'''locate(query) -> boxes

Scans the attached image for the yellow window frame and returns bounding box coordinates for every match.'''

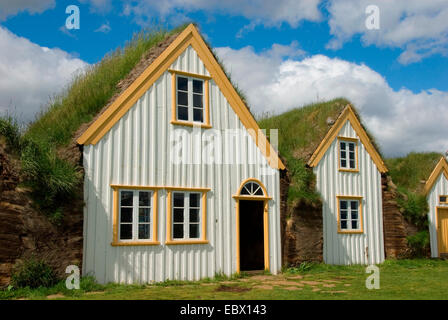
[166,187,210,245]
[111,185,161,246]
[337,195,364,234]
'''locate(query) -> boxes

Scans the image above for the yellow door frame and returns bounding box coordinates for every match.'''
[436,206,448,256]
[233,178,272,273]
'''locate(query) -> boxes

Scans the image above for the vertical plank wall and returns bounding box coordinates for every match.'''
[313,121,385,265]
[427,173,448,257]
[82,45,282,284]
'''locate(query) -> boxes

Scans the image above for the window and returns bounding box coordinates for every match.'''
[440,196,448,204]
[119,190,153,241]
[240,181,265,196]
[111,186,159,246]
[172,192,201,240]
[170,70,211,128]
[338,138,358,171]
[337,197,363,233]
[166,187,210,245]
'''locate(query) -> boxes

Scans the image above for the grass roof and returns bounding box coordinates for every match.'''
[25,24,189,148]
[258,98,350,205]
[386,152,443,195]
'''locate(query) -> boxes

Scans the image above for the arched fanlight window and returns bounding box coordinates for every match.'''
[240,181,265,196]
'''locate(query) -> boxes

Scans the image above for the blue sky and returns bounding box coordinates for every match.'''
[0,0,447,156]
[3,0,447,92]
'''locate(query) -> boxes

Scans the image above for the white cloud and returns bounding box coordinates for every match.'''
[0,0,55,20]
[95,22,111,33]
[79,0,112,13]
[120,0,322,28]
[327,0,448,64]
[0,27,88,122]
[215,44,448,156]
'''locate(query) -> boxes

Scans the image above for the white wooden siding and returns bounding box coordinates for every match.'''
[82,45,282,284]
[313,121,385,265]
[427,173,448,257]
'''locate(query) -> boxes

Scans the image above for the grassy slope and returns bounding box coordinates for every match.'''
[258,98,348,205]
[26,25,188,148]
[2,259,448,300]
[386,152,443,195]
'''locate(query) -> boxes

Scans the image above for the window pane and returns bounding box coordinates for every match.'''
[120,207,133,223]
[340,142,346,150]
[341,160,347,168]
[241,186,250,195]
[254,186,264,196]
[340,200,347,210]
[173,193,184,207]
[351,201,358,210]
[120,191,133,206]
[139,208,150,223]
[350,160,356,169]
[173,208,184,223]
[139,191,150,207]
[340,220,347,230]
[341,151,346,159]
[351,212,358,220]
[340,210,347,220]
[177,106,188,121]
[349,143,355,152]
[177,91,188,106]
[349,151,355,160]
[193,108,203,122]
[189,224,200,239]
[190,209,200,223]
[190,193,200,208]
[440,196,447,203]
[177,76,188,91]
[193,80,203,94]
[173,224,184,239]
[193,94,203,108]
[138,224,150,240]
[352,221,358,230]
[120,224,132,240]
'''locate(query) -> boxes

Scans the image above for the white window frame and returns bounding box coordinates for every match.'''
[338,197,363,233]
[119,189,153,242]
[172,191,202,240]
[176,75,205,124]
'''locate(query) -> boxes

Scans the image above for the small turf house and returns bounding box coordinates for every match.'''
[76,24,285,284]
[307,105,388,265]
[424,156,448,258]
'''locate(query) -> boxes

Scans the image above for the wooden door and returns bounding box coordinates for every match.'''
[437,208,448,256]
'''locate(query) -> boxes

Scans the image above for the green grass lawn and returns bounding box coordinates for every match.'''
[2,259,448,300]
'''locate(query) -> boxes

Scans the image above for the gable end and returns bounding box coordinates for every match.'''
[307,105,387,173]
[76,24,284,170]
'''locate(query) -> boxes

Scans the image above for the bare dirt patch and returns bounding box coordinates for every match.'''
[300,280,321,286]
[215,285,251,293]
[267,280,304,287]
[47,294,65,299]
[250,275,275,281]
